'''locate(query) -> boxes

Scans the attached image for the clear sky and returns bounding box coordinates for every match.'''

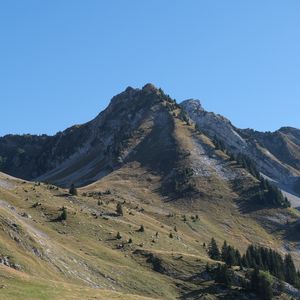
[1,1,299,136]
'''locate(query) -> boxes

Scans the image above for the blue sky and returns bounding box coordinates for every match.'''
[0,1,299,136]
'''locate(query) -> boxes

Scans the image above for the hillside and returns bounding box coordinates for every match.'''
[181,99,300,204]
[0,85,300,299]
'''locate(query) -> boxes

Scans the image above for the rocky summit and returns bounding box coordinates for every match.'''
[0,84,300,300]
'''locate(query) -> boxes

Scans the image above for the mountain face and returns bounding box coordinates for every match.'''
[1,85,300,299]
[0,84,178,187]
[0,86,299,199]
[181,99,300,199]
[0,86,299,201]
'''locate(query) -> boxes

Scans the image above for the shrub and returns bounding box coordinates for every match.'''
[138,225,144,232]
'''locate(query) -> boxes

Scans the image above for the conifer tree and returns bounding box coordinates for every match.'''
[215,264,232,287]
[284,254,297,285]
[208,238,220,260]
[116,202,123,216]
[69,183,77,196]
[60,207,67,221]
[221,241,228,262]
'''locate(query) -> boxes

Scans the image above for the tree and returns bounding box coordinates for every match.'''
[116,202,123,216]
[284,254,297,285]
[208,238,220,260]
[215,264,232,287]
[225,246,237,267]
[250,269,273,300]
[69,183,77,196]
[221,241,228,262]
[60,207,67,221]
[116,232,122,239]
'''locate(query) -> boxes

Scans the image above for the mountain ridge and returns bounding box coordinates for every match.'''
[0,84,299,199]
[1,84,300,299]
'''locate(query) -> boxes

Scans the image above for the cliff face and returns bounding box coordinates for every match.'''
[181,99,300,197]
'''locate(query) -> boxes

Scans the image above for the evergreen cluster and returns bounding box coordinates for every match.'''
[208,238,300,289]
[242,245,299,287]
[249,268,273,300]
[235,153,260,179]
[255,177,290,208]
[178,110,191,125]
[208,238,242,267]
[173,167,195,197]
[221,240,242,267]
[211,136,290,208]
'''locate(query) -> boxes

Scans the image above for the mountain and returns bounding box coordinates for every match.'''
[0,84,300,299]
[0,84,176,187]
[181,99,300,204]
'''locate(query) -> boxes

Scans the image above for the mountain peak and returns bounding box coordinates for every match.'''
[142,83,159,93]
[180,98,204,112]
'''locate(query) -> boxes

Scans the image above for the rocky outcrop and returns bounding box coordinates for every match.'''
[181,99,300,196]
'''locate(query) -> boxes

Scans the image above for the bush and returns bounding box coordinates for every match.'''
[138,225,145,232]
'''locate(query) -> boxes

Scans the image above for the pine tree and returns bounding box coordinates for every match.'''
[221,241,228,262]
[250,267,260,292]
[69,183,77,196]
[284,254,297,285]
[258,272,273,300]
[208,238,220,260]
[225,246,236,267]
[60,207,67,221]
[116,202,123,216]
[215,264,232,287]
